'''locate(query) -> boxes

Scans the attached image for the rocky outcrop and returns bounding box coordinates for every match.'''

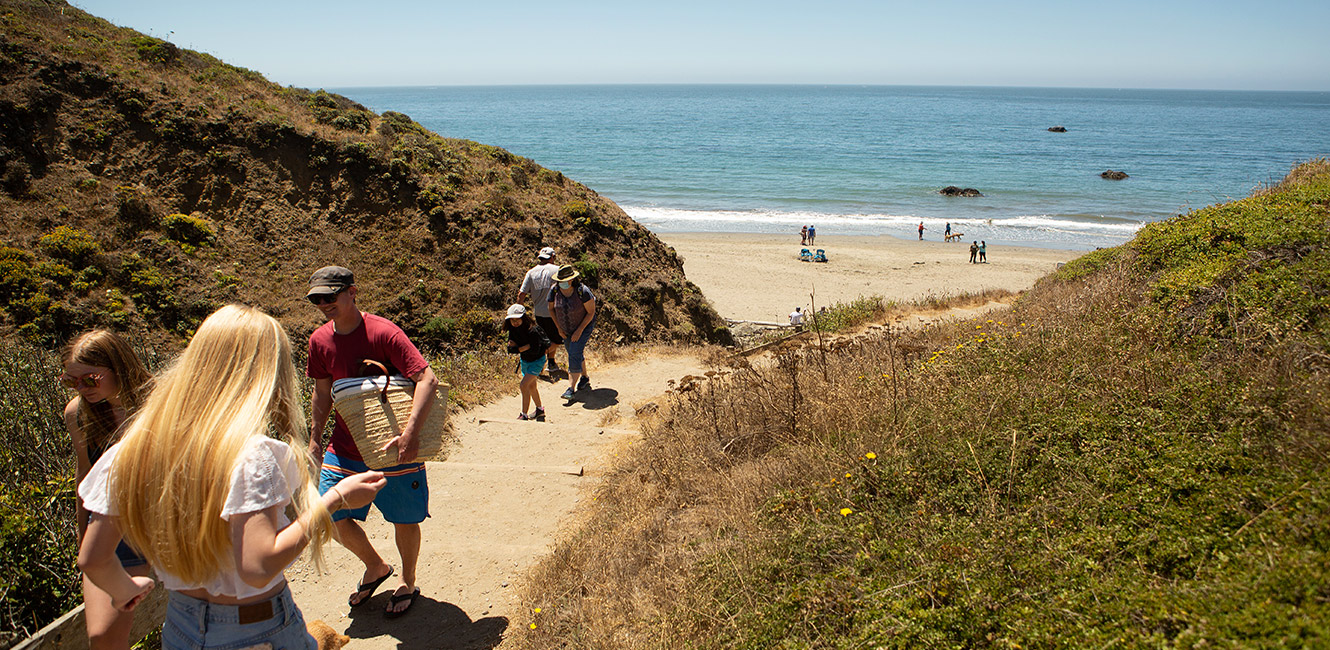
[1048,126,1067,132]
[1101,170,1129,180]
[939,186,983,197]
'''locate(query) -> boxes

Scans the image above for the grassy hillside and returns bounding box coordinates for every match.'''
[516,160,1330,648]
[0,0,730,351]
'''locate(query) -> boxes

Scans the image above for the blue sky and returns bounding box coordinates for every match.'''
[73,0,1330,91]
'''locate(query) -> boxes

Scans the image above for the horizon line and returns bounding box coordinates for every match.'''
[321,81,1330,94]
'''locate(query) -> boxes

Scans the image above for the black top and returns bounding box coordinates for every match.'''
[506,321,551,362]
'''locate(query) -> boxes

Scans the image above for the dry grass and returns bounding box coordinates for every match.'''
[514,221,1330,647]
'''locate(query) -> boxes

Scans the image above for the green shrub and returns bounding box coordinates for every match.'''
[33,261,73,284]
[808,295,885,333]
[120,254,175,318]
[340,142,373,165]
[0,247,37,304]
[564,200,596,228]
[161,213,215,247]
[573,255,601,287]
[128,36,177,64]
[418,183,457,211]
[37,226,100,267]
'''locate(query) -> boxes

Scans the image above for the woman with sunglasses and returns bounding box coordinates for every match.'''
[61,330,153,650]
[77,305,386,649]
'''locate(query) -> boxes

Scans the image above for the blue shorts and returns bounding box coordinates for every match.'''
[163,585,314,650]
[319,452,429,525]
[519,355,547,377]
[116,540,147,569]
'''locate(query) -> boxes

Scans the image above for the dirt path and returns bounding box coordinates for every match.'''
[284,298,1013,649]
[286,352,708,649]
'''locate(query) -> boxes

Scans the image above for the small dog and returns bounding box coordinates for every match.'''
[307,620,350,650]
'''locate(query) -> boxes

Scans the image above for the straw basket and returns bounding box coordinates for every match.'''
[332,373,450,469]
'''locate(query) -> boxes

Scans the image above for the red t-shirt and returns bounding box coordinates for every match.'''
[306,312,429,461]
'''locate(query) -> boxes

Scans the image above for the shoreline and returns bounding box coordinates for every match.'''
[655,232,1081,323]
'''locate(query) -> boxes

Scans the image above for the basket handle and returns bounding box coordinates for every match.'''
[359,359,392,404]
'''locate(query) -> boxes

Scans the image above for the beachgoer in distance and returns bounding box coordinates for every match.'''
[77,305,387,650]
[969,241,979,264]
[807,225,816,246]
[800,225,808,245]
[548,265,597,401]
[61,330,153,650]
[918,222,926,240]
[503,304,549,421]
[945,222,952,239]
[979,241,987,263]
[789,307,805,329]
[516,247,564,375]
[305,266,439,617]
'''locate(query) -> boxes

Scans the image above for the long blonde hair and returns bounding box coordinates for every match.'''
[111,304,331,583]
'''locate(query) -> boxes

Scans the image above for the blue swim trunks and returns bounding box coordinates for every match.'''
[318,451,429,524]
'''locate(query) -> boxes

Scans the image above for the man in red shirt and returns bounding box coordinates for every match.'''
[305,266,439,618]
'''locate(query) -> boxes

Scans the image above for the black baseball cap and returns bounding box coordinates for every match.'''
[307,266,354,297]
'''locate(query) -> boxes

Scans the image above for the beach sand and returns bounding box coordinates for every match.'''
[656,233,1082,323]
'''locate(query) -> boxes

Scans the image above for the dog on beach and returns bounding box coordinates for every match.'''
[307,620,351,650]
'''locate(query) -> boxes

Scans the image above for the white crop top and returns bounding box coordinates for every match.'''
[78,435,302,599]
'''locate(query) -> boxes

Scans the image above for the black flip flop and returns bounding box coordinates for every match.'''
[349,568,394,608]
[384,587,421,619]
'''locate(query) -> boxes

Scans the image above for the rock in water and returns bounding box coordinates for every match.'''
[1100,170,1129,180]
[1048,126,1067,132]
[939,186,984,197]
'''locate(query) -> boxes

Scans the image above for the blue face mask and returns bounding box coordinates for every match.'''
[558,281,572,289]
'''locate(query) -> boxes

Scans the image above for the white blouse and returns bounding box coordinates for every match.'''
[79,435,302,599]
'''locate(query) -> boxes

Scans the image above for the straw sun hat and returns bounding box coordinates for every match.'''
[552,265,579,283]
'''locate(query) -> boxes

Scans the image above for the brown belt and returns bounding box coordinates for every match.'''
[236,600,275,624]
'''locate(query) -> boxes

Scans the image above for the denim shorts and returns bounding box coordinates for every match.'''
[162,585,314,650]
[116,540,148,569]
[519,355,547,377]
[319,452,429,525]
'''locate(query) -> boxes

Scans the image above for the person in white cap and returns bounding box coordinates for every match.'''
[502,304,550,421]
[517,246,563,375]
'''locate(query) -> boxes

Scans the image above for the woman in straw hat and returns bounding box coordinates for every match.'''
[547,265,596,401]
[78,305,386,649]
[60,330,153,650]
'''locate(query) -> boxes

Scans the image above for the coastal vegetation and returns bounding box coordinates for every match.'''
[0,0,730,352]
[516,160,1330,648]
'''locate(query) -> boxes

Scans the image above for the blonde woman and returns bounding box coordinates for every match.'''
[61,330,152,650]
[77,305,386,649]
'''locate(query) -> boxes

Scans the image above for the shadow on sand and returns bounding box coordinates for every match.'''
[574,387,618,411]
[342,594,507,650]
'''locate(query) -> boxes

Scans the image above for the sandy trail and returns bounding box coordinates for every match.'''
[287,352,709,649]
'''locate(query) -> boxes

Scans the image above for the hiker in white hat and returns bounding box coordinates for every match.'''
[516,246,564,376]
[503,304,551,421]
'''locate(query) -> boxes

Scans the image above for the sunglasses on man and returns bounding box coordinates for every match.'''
[57,372,104,389]
[307,287,348,305]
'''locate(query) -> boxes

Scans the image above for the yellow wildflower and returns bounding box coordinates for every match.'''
[865,452,877,459]
[840,508,852,516]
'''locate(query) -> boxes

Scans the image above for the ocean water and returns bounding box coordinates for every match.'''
[335,85,1330,250]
